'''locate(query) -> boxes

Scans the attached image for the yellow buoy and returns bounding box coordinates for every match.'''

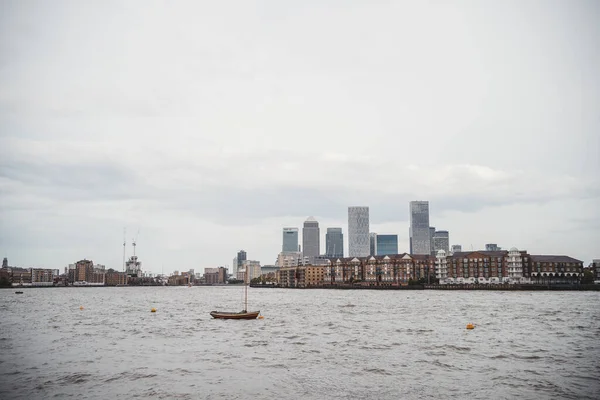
[79,306,84,310]
[151,308,156,313]
[466,323,475,330]
[258,316,264,319]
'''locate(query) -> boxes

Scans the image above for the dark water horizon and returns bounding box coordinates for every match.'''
[1,287,599,399]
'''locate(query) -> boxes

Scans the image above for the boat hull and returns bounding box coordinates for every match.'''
[210,311,260,320]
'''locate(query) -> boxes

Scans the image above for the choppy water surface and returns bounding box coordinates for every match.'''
[1,287,599,399]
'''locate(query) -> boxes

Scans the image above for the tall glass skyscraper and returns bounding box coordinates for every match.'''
[348,206,370,257]
[369,233,377,256]
[325,228,343,258]
[376,235,398,255]
[282,228,299,252]
[302,217,320,264]
[409,201,431,255]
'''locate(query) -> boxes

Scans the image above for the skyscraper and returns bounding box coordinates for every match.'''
[409,201,431,255]
[485,243,501,251]
[237,250,246,272]
[325,228,343,258]
[429,227,436,256]
[369,232,377,256]
[302,217,320,264]
[282,228,299,252]
[348,206,370,257]
[451,244,462,254]
[376,235,398,255]
[433,230,450,255]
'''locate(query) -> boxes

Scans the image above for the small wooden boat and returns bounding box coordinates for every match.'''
[210,275,260,320]
[15,291,23,294]
[210,310,260,320]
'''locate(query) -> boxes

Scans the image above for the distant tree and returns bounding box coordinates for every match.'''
[0,276,10,288]
[228,279,244,284]
[250,277,261,284]
[581,269,594,284]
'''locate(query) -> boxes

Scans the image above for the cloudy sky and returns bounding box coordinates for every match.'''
[1,0,598,273]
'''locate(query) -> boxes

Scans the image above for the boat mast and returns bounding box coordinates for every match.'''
[122,228,126,273]
[245,269,248,312]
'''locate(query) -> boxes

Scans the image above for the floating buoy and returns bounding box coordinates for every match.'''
[79,306,84,310]
[151,308,156,313]
[466,323,475,330]
[258,316,264,319]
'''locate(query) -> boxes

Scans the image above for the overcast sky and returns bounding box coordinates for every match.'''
[1,0,598,273]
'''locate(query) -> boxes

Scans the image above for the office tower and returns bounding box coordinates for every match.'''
[376,235,398,255]
[429,227,436,256]
[282,228,299,252]
[369,233,377,256]
[237,250,246,272]
[302,217,320,264]
[325,228,344,258]
[433,230,450,254]
[348,206,370,257]
[485,243,501,251]
[451,244,462,254]
[409,201,431,255]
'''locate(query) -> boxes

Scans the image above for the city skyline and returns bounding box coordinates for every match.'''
[1,1,598,272]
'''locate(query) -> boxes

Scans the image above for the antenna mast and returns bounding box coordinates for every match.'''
[132,229,140,256]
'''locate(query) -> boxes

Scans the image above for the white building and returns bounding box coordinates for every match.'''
[239,260,261,281]
[435,250,448,283]
[277,251,307,268]
[507,247,529,283]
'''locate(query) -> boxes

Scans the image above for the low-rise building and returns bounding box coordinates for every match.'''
[591,259,600,284]
[530,255,584,283]
[105,270,128,286]
[205,267,228,284]
[31,269,54,286]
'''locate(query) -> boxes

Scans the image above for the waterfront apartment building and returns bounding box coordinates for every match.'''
[74,259,105,285]
[105,270,127,286]
[325,228,344,258]
[348,207,370,257]
[302,217,320,265]
[204,267,228,284]
[436,248,583,285]
[282,228,299,252]
[409,201,431,255]
[376,235,398,256]
[276,265,324,288]
[275,249,584,287]
[433,231,450,255]
[277,251,307,268]
[31,268,54,286]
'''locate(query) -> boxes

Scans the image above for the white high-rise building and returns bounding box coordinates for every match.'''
[302,217,320,264]
[409,201,431,255]
[348,206,370,257]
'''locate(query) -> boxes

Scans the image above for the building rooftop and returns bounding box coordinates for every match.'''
[530,255,583,263]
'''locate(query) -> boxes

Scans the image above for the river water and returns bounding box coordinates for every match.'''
[0,287,599,399]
